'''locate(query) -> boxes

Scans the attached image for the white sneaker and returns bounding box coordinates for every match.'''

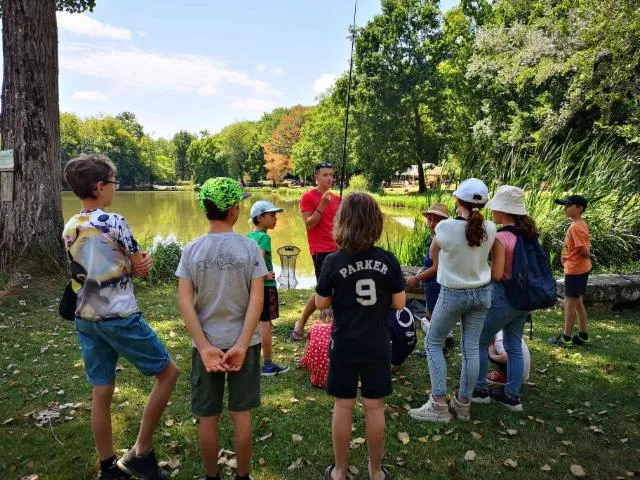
[409,395,451,423]
[451,395,471,421]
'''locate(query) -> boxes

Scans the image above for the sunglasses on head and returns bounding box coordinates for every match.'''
[314,162,333,171]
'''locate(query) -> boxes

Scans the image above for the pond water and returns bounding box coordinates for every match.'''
[62,191,422,288]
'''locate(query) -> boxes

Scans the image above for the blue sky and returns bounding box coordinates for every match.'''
[53,0,458,138]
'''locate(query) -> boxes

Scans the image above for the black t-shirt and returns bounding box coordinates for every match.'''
[316,247,406,363]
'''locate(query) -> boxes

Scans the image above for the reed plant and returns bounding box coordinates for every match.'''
[380,217,431,266]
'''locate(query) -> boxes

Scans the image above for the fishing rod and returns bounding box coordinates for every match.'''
[339,0,358,199]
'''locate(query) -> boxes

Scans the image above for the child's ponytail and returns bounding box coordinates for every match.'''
[460,200,488,247]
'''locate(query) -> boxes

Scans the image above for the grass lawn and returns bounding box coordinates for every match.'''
[1,278,639,479]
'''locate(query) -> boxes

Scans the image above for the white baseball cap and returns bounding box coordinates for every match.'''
[486,185,528,216]
[453,178,489,204]
[249,200,283,220]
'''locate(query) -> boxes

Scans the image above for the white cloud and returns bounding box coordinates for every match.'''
[198,84,217,96]
[231,98,278,111]
[72,90,109,102]
[313,73,338,94]
[60,43,283,97]
[57,12,132,41]
[256,64,285,75]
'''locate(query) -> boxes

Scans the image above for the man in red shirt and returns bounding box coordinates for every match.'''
[290,162,340,340]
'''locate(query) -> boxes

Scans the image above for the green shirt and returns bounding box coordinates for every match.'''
[247,230,277,287]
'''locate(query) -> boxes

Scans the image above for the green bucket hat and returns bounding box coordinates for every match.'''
[198,177,251,212]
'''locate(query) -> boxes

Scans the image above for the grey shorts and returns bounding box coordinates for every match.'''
[190,344,261,417]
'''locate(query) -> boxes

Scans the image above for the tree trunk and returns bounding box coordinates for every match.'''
[0,0,66,273]
[413,106,427,194]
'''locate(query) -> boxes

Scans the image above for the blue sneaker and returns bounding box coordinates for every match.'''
[261,363,289,376]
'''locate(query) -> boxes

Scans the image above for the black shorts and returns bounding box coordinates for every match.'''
[260,286,279,322]
[326,357,392,399]
[312,251,335,280]
[564,272,590,298]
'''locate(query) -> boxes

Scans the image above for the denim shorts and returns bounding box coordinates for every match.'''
[75,312,171,385]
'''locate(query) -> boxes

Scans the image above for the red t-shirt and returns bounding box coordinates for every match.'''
[300,188,340,255]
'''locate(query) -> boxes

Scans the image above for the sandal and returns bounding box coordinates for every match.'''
[324,465,335,480]
[370,466,392,480]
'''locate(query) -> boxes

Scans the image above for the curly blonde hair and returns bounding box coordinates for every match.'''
[333,193,383,254]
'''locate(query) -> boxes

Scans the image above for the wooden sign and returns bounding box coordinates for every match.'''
[0,149,14,202]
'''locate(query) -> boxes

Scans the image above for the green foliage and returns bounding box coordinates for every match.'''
[292,96,344,179]
[380,218,431,267]
[142,235,183,284]
[187,135,228,186]
[218,121,264,183]
[172,130,196,181]
[56,0,96,12]
[346,174,368,193]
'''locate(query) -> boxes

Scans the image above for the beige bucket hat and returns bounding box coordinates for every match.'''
[486,185,527,215]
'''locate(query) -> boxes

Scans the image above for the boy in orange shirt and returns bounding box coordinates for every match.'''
[552,195,591,346]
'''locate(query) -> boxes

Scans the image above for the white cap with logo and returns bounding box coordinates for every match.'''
[249,200,283,220]
[453,178,489,204]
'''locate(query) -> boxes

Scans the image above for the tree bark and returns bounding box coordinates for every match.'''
[413,106,427,193]
[0,0,66,273]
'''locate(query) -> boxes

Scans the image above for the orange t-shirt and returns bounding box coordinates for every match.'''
[562,220,591,275]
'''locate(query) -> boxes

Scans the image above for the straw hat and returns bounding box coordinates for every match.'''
[486,185,527,215]
[422,203,449,219]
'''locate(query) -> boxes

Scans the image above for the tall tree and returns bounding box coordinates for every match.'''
[352,0,444,192]
[291,97,344,180]
[0,0,96,273]
[264,105,307,183]
[172,130,195,181]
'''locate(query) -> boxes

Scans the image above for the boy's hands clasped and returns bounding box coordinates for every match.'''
[199,343,247,372]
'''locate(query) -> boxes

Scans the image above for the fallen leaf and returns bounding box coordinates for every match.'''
[504,459,518,468]
[349,465,359,475]
[570,464,587,477]
[397,431,410,445]
[258,432,273,442]
[620,438,628,443]
[291,434,303,444]
[164,419,175,427]
[418,436,429,443]
[562,440,573,446]
[287,458,302,471]
[556,426,565,434]
[432,435,441,442]
[258,458,266,466]
[289,397,299,404]
[470,431,482,440]
[464,450,477,461]
[588,425,604,434]
[3,418,14,425]
[352,437,366,445]
[167,458,180,469]
[540,464,552,471]
[506,429,518,436]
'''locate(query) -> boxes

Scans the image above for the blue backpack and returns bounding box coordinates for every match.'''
[499,225,557,311]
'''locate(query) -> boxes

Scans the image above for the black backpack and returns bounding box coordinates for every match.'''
[499,225,557,311]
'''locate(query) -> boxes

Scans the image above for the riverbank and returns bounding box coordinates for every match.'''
[1,278,639,479]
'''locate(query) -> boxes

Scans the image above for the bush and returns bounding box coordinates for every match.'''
[143,235,183,284]
[347,174,369,192]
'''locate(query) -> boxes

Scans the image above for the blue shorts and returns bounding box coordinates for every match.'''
[75,312,171,386]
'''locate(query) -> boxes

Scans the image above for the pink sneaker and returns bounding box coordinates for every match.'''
[486,370,507,385]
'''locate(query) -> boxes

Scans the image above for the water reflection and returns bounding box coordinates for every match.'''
[62,191,420,289]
